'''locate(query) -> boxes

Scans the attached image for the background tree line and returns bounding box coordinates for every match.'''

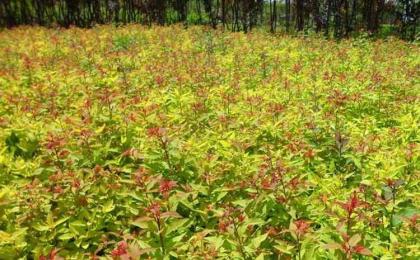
[0,0,418,40]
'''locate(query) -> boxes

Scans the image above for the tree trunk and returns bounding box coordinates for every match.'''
[325,0,331,37]
[296,0,305,31]
[285,0,291,32]
[312,0,322,32]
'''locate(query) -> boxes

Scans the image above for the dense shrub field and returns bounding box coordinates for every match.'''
[0,25,419,259]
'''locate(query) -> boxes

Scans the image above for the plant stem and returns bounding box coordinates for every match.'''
[347,211,352,235]
[297,235,302,260]
[160,137,173,174]
[156,217,166,255]
[232,219,247,259]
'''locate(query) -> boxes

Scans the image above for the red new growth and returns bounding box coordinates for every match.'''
[406,214,418,230]
[294,219,310,236]
[238,213,245,223]
[147,127,165,138]
[133,167,149,186]
[159,179,177,198]
[338,191,362,215]
[45,134,65,150]
[218,220,230,233]
[40,248,59,260]
[111,241,128,257]
[147,202,161,219]
[353,244,366,254]
[304,148,316,159]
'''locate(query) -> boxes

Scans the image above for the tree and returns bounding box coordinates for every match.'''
[296,0,305,31]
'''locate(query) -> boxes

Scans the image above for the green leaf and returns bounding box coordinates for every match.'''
[232,199,249,208]
[0,231,11,241]
[360,179,372,186]
[323,243,341,251]
[33,224,49,232]
[132,217,154,229]
[161,211,182,219]
[216,191,228,201]
[245,218,265,226]
[102,200,115,213]
[390,232,398,244]
[69,220,85,235]
[251,233,267,248]
[205,236,225,250]
[54,216,70,228]
[166,219,189,235]
[59,233,74,240]
[274,242,294,254]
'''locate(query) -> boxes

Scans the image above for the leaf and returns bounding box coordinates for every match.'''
[69,220,85,235]
[383,187,393,201]
[137,240,153,249]
[323,243,341,251]
[128,245,154,259]
[251,233,268,248]
[360,179,372,186]
[348,234,361,247]
[219,140,230,148]
[161,211,182,219]
[58,233,74,240]
[166,219,189,235]
[274,242,294,254]
[189,183,208,195]
[394,207,419,226]
[216,191,228,201]
[390,232,398,244]
[345,154,362,169]
[0,187,11,206]
[245,218,265,226]
[179,201,207,215]
[357,247,372,256]
[82,242,90,249]
[132,217,154,229]
[102,200,115,213]
[205,236,225,250]
[47,212,54,227]
[0,231,11,241]
[33,224,50,232]
[126,192,143,201]
[232,199,249,208]
[394,179,404,187]
[54,217,70,228]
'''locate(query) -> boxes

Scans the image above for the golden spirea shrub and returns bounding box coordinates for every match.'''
[0,25,419,259]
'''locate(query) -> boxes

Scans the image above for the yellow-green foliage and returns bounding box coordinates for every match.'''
[0,25,419,259]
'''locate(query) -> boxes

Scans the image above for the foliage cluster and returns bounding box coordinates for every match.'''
[0,25,419,259]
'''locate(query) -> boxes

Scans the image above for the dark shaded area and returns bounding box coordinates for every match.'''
[0,0,418,40]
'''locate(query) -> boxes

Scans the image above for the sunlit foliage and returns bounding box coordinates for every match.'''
[0,25,419,259]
